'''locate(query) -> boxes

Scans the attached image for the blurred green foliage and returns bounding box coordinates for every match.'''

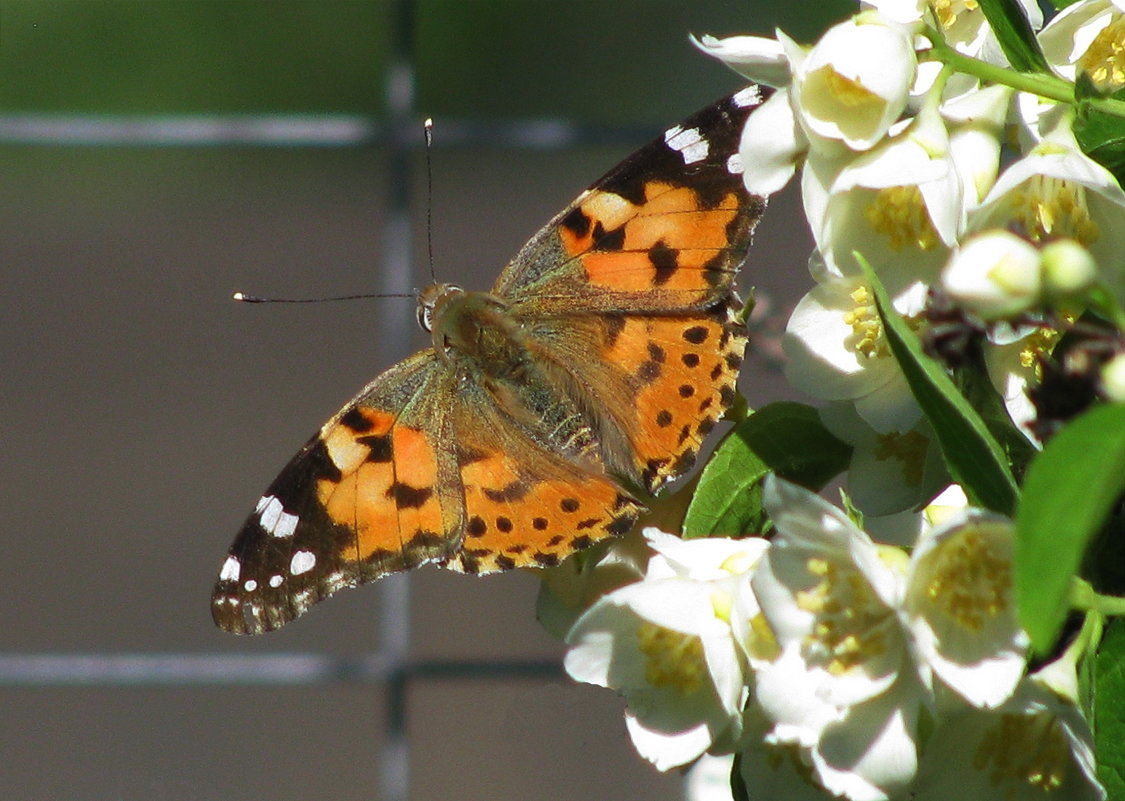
[0,1,849,120]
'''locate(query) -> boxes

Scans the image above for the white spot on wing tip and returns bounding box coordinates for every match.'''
[732,85,762,108]
[290,550,316,576]
[665,124,709,165]
[256,494,299,538]
[219,556,241,582]
[726,153,744,175]
[269,574,284,588]
[243,579,258,592]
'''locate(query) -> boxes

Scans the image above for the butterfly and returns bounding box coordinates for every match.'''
[212,86,769,634]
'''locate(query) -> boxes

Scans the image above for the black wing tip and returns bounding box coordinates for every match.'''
[211,583,296,635]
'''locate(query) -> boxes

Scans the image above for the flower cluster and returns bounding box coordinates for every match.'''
[543,2,1125,799]
[551,479,1101,800]
[699,0,1125,463]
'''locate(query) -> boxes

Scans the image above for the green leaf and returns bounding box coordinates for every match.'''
[954,358,1039,477]
[859,258,1019,515]
[1095,618,1125,797]
[731,753,750,801]
[683,402,852,537]
[1016,403,1125,652]
[977,0,1051,73]
[1075,81,1125,185]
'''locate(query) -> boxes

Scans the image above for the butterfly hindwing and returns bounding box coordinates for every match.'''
[445,378,642,575]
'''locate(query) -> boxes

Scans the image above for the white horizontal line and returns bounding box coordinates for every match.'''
[0,113,376,146]
[0,653,563,685]
[0,113,649,148]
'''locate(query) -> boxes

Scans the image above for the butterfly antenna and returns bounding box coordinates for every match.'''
[423,117,437,285]
[232,291,414,304]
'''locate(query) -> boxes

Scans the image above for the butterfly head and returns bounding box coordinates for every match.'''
[416,282,464,333]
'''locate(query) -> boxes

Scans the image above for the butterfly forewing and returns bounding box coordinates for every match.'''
[212,353,463,634]
[493,85,768,314]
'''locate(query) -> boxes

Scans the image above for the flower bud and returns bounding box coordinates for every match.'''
[1100,352,1125,403]
[1041,238,1097,298]
[942,231,1041,319]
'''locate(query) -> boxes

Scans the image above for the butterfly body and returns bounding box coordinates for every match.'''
[213,86,769,634]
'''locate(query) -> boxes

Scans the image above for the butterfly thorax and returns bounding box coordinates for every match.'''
[421,284,522,373]
[419,282,602,465]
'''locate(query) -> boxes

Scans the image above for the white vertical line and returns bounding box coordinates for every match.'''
[376,1,418,799]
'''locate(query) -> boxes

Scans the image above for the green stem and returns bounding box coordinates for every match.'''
[1061,607,1103,668]
[923,38,1125,120]
[1069,577,1125,616]
[1088,285,1125,332]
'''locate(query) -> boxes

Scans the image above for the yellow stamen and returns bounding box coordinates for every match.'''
[796,557,894,675]
[637,622,706,694]
[864,185,942,252]
[974,711,1069,792]
[1077,15,1125,92]
[931,0,980,32]
[820,67,882,109]
[843,286,888,359]
[924,528,1010,632]
[873,430,930,487]
[1009,175,1100,246]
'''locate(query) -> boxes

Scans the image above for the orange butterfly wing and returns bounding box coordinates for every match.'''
[212,86,769,634]
[497,86,766,491]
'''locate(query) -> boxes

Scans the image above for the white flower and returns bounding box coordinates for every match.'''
[1038,0,1125,91]
[789,12,917,152]
[737,702,843,801]
[754,478,911,709]
[815,104,963,287]
[941,84,1013,207]
[738,87,808,195]
[807,674,924,801]
[752,477,926,798]
[1101,351,1125,401]
[922,482,969,528]
[972,115,1125,303]
[819,403,948,518]
[563,529,767,770]
[536,526,651,639]
[783,268,927,433]
[691,33,793,88]
[912,668,1105,800]
[904,510,1029,707]
[980,321,1062,439]
[684,753,736,801]
[941,229,1043,319]
[1041,238,1098,299]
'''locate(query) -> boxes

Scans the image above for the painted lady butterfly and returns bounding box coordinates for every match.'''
[213,86,769,634]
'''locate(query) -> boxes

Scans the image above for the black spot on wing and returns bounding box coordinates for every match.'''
[683,326,709,344]
[648,240,678,285]
[594,222,626,251]
[340,407,375,432]
[389,483,433,509]
[359,434,393,463]
[561,207,592,238]
[483,481,530,503]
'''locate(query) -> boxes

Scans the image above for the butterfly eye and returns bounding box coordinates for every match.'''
[416,283,463,333]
